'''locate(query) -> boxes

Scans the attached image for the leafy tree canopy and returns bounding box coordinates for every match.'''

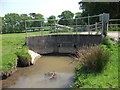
[58,10,74,25]
[75,12,82,18]
[47,15,56,25]
[2,13,22,33]
[79,2,120,19]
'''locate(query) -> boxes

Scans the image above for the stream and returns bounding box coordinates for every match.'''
[2,54,77,88]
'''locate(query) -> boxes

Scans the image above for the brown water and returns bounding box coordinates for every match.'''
[2,55,77,88]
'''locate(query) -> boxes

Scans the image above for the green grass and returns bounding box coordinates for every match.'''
[1,34,26,72]
[1,31,33,73]
[72,44,118,88]
[15,46,31,61]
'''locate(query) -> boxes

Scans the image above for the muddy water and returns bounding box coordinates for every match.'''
[2,55,77,88]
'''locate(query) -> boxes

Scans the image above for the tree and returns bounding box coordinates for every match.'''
[47,15,56,26]
[29,13,36,19]
[79,2,120,19]
[75,12,85,25]
[75,12,82,18]
[2,13,22,33]
[30,13,44,27]
[20,14,31,31]
[58,10,74,25]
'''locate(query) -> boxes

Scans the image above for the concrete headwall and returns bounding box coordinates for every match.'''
[26,34,103,54]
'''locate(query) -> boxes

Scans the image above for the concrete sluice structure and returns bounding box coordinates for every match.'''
[26,34,103,54]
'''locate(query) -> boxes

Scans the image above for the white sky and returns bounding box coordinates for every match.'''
[0,0,82,18]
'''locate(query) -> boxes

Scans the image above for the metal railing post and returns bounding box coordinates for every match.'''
[54,19,57,35]
[95,22,98,34]
[40,21,42,35]
[101,14,104,36]
[25,20,28,37]
[25,20,29,46]
[88,15,90,34]
[76,18,78,35]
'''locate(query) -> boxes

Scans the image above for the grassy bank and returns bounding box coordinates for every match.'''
[72,44,119,88]
[1,33,31,73]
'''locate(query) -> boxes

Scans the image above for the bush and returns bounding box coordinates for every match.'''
[77,46,110,72]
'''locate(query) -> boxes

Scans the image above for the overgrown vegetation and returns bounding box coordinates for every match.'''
[77,46,110,72]
[72,38,118,88]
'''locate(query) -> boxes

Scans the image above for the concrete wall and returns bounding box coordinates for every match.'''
[26,34,103,54]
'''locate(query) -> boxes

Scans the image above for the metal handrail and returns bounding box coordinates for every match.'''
[109,19,120,21]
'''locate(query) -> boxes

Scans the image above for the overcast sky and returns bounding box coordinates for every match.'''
[0,0,82,18]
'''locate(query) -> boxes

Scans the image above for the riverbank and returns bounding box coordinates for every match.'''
[2,34,25,73]
[72,44,119,88]
[1,34,41,80]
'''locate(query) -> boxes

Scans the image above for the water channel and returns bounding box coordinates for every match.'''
[2,54,77,88]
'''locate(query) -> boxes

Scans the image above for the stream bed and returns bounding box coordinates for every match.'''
[2,55,77,88]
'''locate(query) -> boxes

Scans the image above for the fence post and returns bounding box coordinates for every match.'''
[95,22,98,34]
[25,20,28,37]
[25,20,29,46]
[40,21,42,35]
[102,13,109,37]
[107,23,109,32]
[54,19,57,35]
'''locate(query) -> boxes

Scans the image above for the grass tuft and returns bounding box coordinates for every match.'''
[15,46,31,67]
[77,46,110,72]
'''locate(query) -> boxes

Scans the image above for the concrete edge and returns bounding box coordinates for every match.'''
[28,50,41,65]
